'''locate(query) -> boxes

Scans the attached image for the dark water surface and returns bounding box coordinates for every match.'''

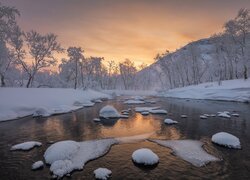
[0,97,250,180]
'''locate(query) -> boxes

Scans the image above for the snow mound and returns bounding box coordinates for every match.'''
[141,111,150,115]
[231,113,239,117]
[149,109,167,114]
[94,168,112,180]
[135,107,160,112]
[200,115,208,119]
[32,161,44,170]
[44,139,117,178]
[124,100,145,104]
[94,99,103,103]
[11,141,42,151]
[99,105,121,118]
[132,148,159,165]
[217,112,231,118]
[164,119,178,124]
[212,132,241,149]
[151,139,219,167]
[181,115,188,118]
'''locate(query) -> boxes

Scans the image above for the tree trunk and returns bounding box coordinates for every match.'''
[0,74,6,87]
[26,76,33,88]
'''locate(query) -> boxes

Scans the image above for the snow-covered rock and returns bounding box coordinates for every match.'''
[132,148,159,165]
[11,141,42,151]
[212,132,241,149]
[94,99,103,103]
[135,107,160,112]
[99,105,121,119]
[44,139,117,178]
[181,115,188,118]
[151,139,219,167]
[124,100,145,104]
[200,115,208,119]
[141,111,150,115]
[149,109,167,114]
[231,113,239,117]
[32,161,44,170]
[93,118,101,122]
[164,119,178,125]
[94,168,112,180]
[217,112,231,118]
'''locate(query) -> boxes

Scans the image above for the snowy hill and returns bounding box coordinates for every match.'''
[159,79,250,103]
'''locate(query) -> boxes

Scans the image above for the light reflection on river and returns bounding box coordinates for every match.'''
[0,97,249,179]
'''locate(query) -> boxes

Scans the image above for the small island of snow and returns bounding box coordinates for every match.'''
[11,141,42,151]
[94,168,112,180]
[99,105,121,119]
[132,148,159,165]
[212,132,241,149]
[164,119,178,125]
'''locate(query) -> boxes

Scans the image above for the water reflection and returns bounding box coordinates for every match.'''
[0,97,250,179]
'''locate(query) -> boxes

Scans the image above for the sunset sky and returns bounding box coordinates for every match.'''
[2,0,250,66]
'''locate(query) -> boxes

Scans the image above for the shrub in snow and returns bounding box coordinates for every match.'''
[151,139,219,167]
[99,105,121,119]
[212,132,241,149]
[94,168,112,180]
[11,141,42,151]
[32,161,44,170]
[164,119,178,125]
[132,148,159,165]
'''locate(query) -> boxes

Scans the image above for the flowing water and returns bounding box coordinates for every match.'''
[0,97,250,180]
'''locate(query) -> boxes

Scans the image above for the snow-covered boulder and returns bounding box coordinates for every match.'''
[32,161,44,170]
[164,119,178,125]
[132,148,159,165]
[94,168,112,180]
[44,139,117,178]
[181,115,188,118]
[93,118,101,122]
[231,113,239,117]
[124,100,145,104]
[151,139,219,167]
[11,141,42,151]
[141,111,150,115]
[217,111,231,118]
[135,107,160,112]
[99,105,121,118]
[212,132,241,149]
[149,109,167,114]
[200,115,208,119]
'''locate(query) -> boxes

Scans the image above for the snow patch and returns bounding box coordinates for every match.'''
[151,139,219,167]
[124,100,145,104]
[44,139,117,178]
[11,141,42,151]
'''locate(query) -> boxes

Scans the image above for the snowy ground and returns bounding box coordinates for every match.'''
[161,79,250,103]
[0,88,110,121]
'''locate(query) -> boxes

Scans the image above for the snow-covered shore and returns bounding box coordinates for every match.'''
[0,88,110,122]
[160,79,250,103]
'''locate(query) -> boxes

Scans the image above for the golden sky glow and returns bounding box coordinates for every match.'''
[3,0,250,66]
